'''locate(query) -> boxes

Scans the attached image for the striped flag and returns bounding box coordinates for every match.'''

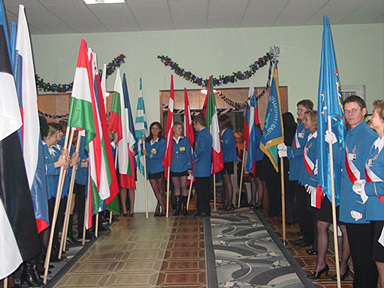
[15,5,49,233]
[162,75,174,178]
[91,51,120,214]
[244,76,259,174]
[68,39,103,227]
[260,69,284,172]
[135,78,148,175]
[0,22,39,277]
[205,76,224,174]
[122,73,137,188]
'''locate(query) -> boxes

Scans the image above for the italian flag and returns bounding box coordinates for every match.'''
[205,76,223,174]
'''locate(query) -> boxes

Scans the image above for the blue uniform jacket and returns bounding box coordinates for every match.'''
[193,128,212,177]
[335,121,377,224]
[43,143,61,199]
[52,145,71,198]
[221,128,237,163]
[299,131,318,188]
[170,137,192,173]
[145,138,166,174]
[75,136,88,186]
[287,122,310,182]
[364,137,384,221]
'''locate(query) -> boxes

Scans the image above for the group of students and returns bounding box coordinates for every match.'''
[277,96,384,287]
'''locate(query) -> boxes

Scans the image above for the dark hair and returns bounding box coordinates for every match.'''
[297,99,314,110]
[343,95,366,109]
[49,122,62,132]
[193,115,206,127]
[47,123,59,137]
[219,114,233,130]
[58,119,68,133]
[39,116,49,138]
[146,121,163,142]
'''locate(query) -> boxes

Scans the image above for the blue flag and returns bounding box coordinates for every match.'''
[260,69,284,172]
[317,15,345,205]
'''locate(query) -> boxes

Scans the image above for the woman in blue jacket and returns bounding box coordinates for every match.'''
[145,122,166,216]
[357,100,384,284]
[219,115,237,211]
[170,122,192,215]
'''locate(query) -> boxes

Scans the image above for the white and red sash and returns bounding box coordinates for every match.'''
[345,146,360,184]
[294,129,302,149]
[365,139,384,203]
[311,186,325,209]
[304,133,316,175]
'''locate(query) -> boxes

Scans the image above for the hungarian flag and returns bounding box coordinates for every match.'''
[0,24,40,277]
[109,69,134,188]
[244,76,259,174]
[317,15,345,205]
[135,78,148,175]
[205,76,223,174]
[260,69,284,172]
[121,73,137,188]
[14,5,49,233]
[162,75,174,179]
[68,39,104,227]
[90,51,120,214]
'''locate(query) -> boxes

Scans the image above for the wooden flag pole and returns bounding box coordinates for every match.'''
[142,136,149,219]
[186,176,194,210]
[238,149,247,208]
[328,117,341,288]
[213,174,217,211]
[43,128,72,284]
[59,131,81,257]
[166,167,171,218]
[3,277,7,288]
[95,213,99,238]
[109,145,119,224]
[280,157,287,245]
[81,186,89,246]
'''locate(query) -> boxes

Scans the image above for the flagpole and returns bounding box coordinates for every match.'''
[238,149,247,208]
[328,117,341,288]
[3,277,7,288]
[95,213,99,238]
[109,146,118,224]
[166,167,171,218]
[142,136,149,219]
[43,127,72,284]
[187,176,194,210]
[213,174,217,211]
[280,157,287,245]
[59,131,81,258]
[81,186,89,246]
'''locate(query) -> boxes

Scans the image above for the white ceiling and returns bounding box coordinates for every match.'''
[4,0,384,35]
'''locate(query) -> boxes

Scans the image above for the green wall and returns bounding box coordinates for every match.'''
[32,23,384,212]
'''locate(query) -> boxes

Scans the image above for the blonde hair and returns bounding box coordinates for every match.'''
[373,100,384,121]
[304,110,318,132]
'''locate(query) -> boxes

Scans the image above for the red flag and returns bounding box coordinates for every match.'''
[183,88,194,147]
[162,75,174,179]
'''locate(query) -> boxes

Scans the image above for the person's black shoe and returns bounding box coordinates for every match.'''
[195,212,209,219]
[21,260,43,287]
[78,230,95,240]
[67,235,81,246]
[307,264,329,279]
[306,249,318,255]
[192,210,200,217]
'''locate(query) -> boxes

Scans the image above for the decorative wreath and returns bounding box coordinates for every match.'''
[36,54,126,93]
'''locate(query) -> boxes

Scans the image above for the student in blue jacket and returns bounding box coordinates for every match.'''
[219,114,237,211]
[192,115,213,218]
[170,122,192,216]
[354,100,384,285]
[145,122,166,216]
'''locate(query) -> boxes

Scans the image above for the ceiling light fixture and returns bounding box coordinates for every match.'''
[84,0,125,4]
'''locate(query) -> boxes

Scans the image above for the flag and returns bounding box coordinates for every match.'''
[109,69,134,188]
[260,69,284,172]
[0,0,11,63]
[205,76,224,174]
[68,39,103,226]
[14,5,49,233]
[184,88,194,147]
[135,78,148,175]
[162,75,174,178]
[0,25,40,276]
[244,76,260,174]
[122,73,137,188]
[91,51,120,214]
[101,63,108,109]
[317,15,345,205]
